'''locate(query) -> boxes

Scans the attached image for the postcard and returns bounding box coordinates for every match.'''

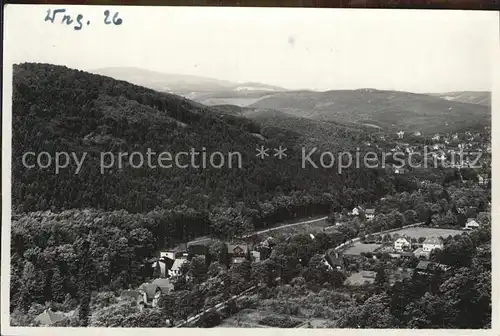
[2,5,499,335]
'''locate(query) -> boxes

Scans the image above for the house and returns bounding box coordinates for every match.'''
[325,250,346,271]
[465,218,480,230]
[160,243,188,260]
[415,261,450,275]
[152,278,175,294]
[394,167,407,174]
[168,257,188,277]
[432,134,440,141]
[138,283,162,308]
[414,131,421,136]
[413,247,429,259]
[151,256,174,278]
[350,207,362,216]
[228,243,249,264]
[397,131,404,139]
[34,308,66,326]
[422,237,444,253]
[394,237,410,251]
[415,260,432,275]
[251,250,261,262]
[188,244,210,260]
[478,174,489,186]
[365,209,375,221]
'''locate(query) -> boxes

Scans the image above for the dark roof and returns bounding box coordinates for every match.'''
[34,309,65,326]
[138,283,161,299]
[228,244,249,254]
[169,243,187,252]
[326,250,345,267]
[188,244,210,256]
[360,271,376,278]
[416,260,431,270]
[152,278,174,293]
[160,256,175,269]
[400,251,414,257]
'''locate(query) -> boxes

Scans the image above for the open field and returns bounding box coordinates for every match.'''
[345,272,376,286]
[243,216,329,240]
[390,227,465,239]
[343,243,382,255]
[217,309,305,328]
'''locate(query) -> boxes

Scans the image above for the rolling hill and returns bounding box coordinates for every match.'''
[211,105,377,151]
[429,91,491,107]
[90,67,286,106]
[247,89,491,134]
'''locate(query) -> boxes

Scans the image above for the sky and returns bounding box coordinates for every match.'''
[4,5,499,92]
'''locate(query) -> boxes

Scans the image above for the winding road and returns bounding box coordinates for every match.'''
[189,216,329,246]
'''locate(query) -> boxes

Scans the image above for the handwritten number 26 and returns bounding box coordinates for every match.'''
[104,10,122,25]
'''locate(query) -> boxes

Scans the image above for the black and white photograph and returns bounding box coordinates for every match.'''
[1,5,498,333]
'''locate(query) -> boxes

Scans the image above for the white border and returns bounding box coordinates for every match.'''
[2,5,499,336]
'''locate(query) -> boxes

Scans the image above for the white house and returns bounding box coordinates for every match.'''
[465,218,480,230]
[160,251,176,260]
[422,237,444,252]
[394,238,411,251]
[432,134,440,141]
[478,174,489,186]
[168,257,188,277]
[365,209,375,221]
[397,131,404,139]
[414,131,421,136]
[350,207,361,216]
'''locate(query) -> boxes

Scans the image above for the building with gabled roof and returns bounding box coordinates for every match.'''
[152,278,174,294]
[138,283,162,308]
[34,308,66,326]
[422,237,443,252]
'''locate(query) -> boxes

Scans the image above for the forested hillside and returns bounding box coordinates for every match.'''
[12,63,400,233]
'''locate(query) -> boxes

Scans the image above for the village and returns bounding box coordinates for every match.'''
[30,127,492,327]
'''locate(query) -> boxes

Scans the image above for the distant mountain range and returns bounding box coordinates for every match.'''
[91,67,286,106]
[247,89,490,134]
[428,91,491,106]
[92,67,490,134]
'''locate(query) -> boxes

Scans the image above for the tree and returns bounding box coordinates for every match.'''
[375,267,388,288]
[336,294,394,328]
[198,311,222,328]
[327,211,336,225]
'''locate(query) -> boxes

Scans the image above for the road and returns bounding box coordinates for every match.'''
[189,216,329,246]
[242,216,328,238]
